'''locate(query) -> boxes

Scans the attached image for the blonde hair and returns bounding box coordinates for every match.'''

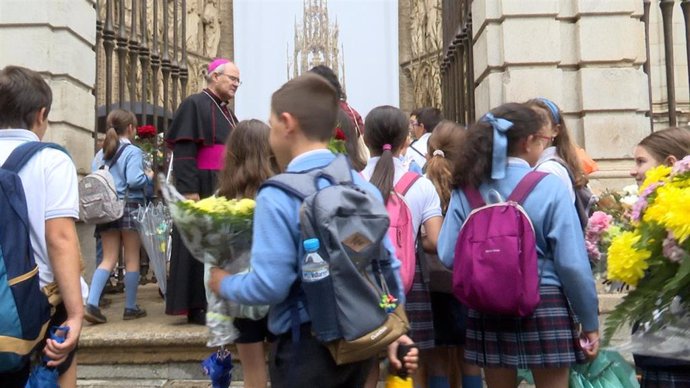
[426,120,465,213]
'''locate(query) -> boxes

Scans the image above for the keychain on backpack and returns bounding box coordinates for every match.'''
[377,272,398,313]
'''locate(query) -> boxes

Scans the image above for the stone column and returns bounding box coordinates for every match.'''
[471,0,650,190]
[0,0,97,268]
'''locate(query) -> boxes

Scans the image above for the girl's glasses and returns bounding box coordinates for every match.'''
[535,135,555,145]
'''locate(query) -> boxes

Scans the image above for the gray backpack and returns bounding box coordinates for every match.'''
[262,155,409,364]
[79,144,129,224]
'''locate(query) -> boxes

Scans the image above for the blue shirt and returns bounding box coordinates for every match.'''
[437,158,599,332]
[91,139,149,201]
[220,149,404,335]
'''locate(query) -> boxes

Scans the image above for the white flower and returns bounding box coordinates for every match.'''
[620,195,639,207]
[622,184,639,196]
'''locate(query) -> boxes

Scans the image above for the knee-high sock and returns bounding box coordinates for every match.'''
[462,374,483,388]
[86,268,110,307]
[428,375,450,388]
[124,271,140,310]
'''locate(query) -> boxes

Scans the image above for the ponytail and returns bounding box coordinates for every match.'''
[425,155,453,213]
[102,127,119,160]
[453,103,543,188]
[369,144,396,203]
[364,106,409,203]
[103,108,137,160]
[427,120,466,213]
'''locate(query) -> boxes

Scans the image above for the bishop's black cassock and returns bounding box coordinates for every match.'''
[165,89,237,319]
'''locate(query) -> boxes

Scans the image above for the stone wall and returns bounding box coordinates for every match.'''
[471,0,651,190]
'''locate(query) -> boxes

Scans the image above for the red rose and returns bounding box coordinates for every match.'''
[334,127,346,141]
[137,125,157,139]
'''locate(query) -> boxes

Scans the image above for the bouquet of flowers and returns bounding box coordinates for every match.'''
[135,125,164,171]
[586,187,636,277]
[603,157,690,360]
[327,125,347,154]
[159,176,269,346]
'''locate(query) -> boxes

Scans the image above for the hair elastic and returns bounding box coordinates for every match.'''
[432,149,445,158]
[382,144,392,151]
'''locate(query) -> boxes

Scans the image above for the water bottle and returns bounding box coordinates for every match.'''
[302,238,329,282]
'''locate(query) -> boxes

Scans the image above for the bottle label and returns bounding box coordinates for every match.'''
[302,268,329,282]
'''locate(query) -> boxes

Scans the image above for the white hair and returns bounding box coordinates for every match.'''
[205,63,227,84]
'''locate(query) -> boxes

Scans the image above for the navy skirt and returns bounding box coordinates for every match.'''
[95,201,143,233]
[641,369,690,388]
[464,286,586,368]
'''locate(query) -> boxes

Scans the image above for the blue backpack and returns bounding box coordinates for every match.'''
[0,142,66,373]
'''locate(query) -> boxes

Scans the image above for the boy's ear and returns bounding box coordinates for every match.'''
[280,112,299,135]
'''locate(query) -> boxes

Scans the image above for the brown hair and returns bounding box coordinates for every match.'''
[526,98,586,187]
[217,119,276,199]
[638,127,690,163]
[453,103,545,188]
[416,107,443,134]
[336,108,366,171]
[271,73,338,142]
[0,65,52,129]
[426,120,465,213]
[364,105,409,203]
[103,109,137,160]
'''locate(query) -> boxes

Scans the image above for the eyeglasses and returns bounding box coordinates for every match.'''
[219,73,242,85]
[535,135,555,144]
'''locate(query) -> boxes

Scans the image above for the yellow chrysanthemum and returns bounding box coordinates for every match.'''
[607,231,651,286]
[644,184,690,243]
[640,165,672,191]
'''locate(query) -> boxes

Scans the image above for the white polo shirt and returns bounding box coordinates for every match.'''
[362,156,442,239]
[0,129,80,288]
[407,132,431,169]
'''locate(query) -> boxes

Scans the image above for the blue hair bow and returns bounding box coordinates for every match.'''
[537,97,561,124]
[483,112,514,180]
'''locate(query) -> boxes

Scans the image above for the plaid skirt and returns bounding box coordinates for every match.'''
[464,286,586,369]
[95,201,143,233]
[642,369,690,388]
[404,258,435,350]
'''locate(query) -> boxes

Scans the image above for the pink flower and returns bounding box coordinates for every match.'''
[662,233,686,263]
[671,155,690,176]
[587,211,612,235]
[585,239,601,262]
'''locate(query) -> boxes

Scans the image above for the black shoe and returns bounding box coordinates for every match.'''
[99,297,112,308]
[123,306,147,320]
[187,308,206,325]
[84,304,107,324]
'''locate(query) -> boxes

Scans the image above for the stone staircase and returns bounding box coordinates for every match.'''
[76,284,631,387]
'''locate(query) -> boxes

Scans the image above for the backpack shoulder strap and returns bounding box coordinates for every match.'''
[261,172,319,200]
[2,142,69,173]
[462,186,486,209]
[106,143,130,167]
[260,155,354,200]
[408,141,425,158]
[507,171,549,204]
[394,172,421,196]
[318,154,354,185]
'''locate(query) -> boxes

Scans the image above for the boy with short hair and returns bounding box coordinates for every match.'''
[0,65,84,388]
[209,73,417,387]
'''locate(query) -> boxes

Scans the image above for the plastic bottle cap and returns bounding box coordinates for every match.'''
[303,238,320,252]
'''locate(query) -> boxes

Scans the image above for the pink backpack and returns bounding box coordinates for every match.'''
[386,172,421,294]
[452,172,547,317]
